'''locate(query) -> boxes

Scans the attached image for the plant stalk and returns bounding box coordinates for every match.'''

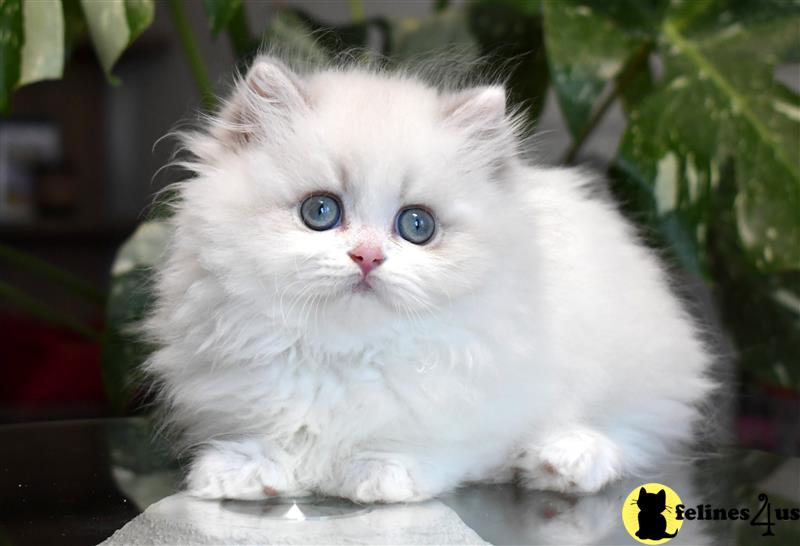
[0,280,102,342]
[0,242,105,305]
[562,41,654,165]
[165,0,216,111]
[227,2,254,60]
[348,0,365,23]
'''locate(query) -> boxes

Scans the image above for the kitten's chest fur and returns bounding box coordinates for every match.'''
[204,323,533,455]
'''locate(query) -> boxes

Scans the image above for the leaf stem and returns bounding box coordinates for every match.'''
[0,280,102,342]
[562,41,654,165]
[0,242,105,305]
[165,0,216,111]
[226,2,254,61]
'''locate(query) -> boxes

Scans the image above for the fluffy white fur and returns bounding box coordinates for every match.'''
[145,56,714,503]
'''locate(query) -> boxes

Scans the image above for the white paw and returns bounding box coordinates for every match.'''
[339,458,417,503]
[187,441,293,500]
[519,429,622,494]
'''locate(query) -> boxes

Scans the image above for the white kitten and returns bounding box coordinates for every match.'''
[145,56,715,503]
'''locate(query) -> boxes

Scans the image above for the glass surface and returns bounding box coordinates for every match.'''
[220,497,372,521]
[1,418,798,545]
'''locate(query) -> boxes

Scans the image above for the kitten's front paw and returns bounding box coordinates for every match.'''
[187,441,294,500]
[519,428,622,494]
[339,458,417,503]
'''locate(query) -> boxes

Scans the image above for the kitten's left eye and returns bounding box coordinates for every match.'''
[396,207,436,244]
[301,194,341,231]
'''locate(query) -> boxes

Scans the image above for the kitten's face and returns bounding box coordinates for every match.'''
[183,60,520,329]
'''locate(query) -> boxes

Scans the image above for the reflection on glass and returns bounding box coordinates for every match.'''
[220,496,372,521]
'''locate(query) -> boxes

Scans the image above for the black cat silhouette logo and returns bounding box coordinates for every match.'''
[622,483,684,544]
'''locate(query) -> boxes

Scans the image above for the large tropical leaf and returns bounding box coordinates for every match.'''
[542,0,667,138]
[80,0,154,82]
[18,0,64,86]
[611,0,800,389]
[0,0,24,112]
[617,0,800,275]
[0,0,66,112]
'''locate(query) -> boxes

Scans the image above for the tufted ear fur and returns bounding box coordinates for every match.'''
[440,85,515,173]
[214,57,308,148]
[441,86,507,129]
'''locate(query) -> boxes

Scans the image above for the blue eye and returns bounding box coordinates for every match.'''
[301,194,341,231]
[396,207,435,244]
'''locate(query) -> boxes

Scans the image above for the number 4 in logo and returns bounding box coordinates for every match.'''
[751,494,775,537]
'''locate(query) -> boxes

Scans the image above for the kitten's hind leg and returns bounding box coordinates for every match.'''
[186,439,299,500]
[517,427,622,494]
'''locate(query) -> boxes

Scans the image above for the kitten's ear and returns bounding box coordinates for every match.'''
[441,86,507,130]
[214,57,308,147]
[243,58,307,112]
[657,489,666,501]
[440,86,516,172]
[639,487,647,496]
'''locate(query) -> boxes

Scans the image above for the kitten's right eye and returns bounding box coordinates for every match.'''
[301,194,342,231]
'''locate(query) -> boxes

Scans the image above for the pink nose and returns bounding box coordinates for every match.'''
[349,244,385,276]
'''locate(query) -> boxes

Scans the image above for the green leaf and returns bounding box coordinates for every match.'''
[18,0,64,86]
[434,0,449,13]
[63,0,87,53]
[0,279,101,341]
[618,53,655,115]
[611,152,715,277]
[577,0,668,35]
[0,0,24,113]
[103,220,170,410]
[706,170,800,391]
[723,273,800,390]
[124,0,152,37]
[619,4,800,275]
[102,270,153,411]
[468,0,549,128]
[613,0,800,391]
[202,0,241,36]
[542,0,659,137]
[0,241,105,304]
[80,0,154,82]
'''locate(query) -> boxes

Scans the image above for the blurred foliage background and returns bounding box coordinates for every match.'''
[1,0,799,419]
